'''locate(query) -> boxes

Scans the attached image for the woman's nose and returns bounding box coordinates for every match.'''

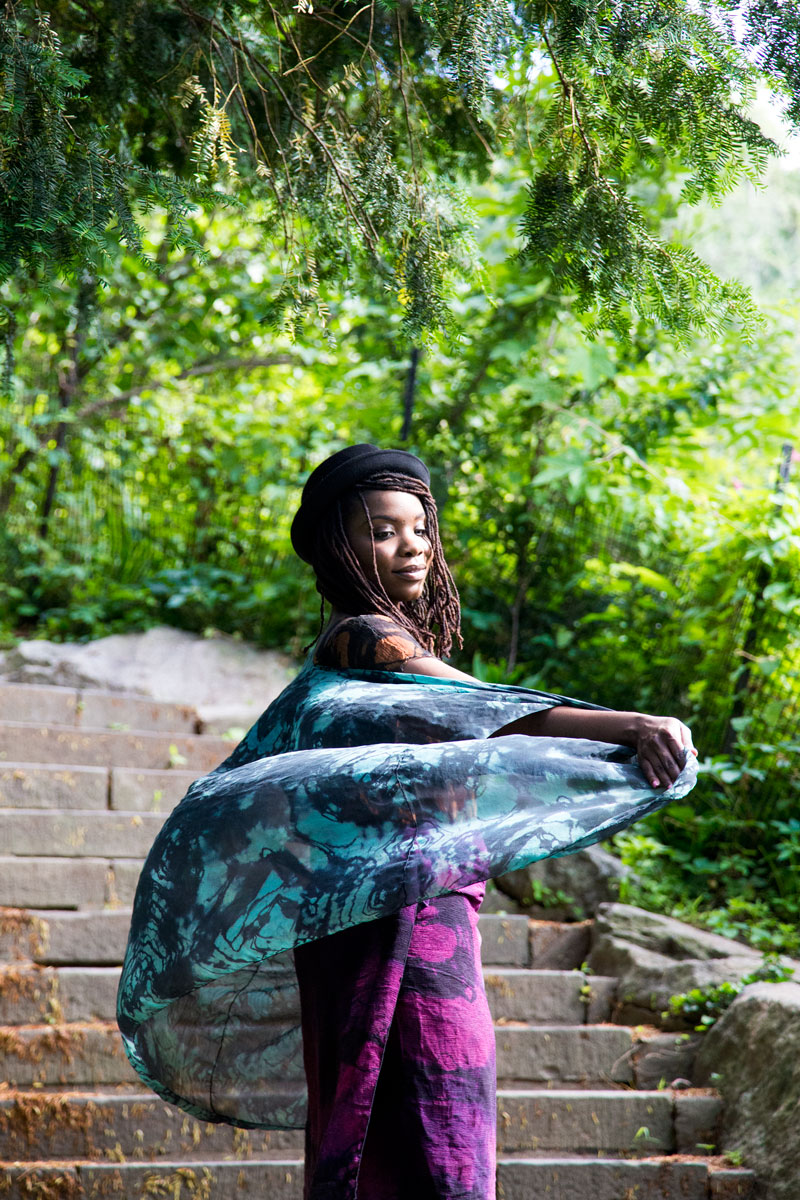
[400,530,427,555]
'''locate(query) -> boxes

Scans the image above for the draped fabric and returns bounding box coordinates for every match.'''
[117,629,697,1132]
[295,883,495,1200]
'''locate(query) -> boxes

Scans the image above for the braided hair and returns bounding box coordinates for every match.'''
[309,469,462,658]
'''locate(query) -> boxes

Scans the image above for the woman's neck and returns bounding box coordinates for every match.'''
[320,609,357,640]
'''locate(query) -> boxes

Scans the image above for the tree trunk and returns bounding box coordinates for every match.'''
[38,276,96,543]
[401,347,421,441]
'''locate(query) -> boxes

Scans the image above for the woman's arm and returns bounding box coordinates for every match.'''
[401,654,479,683]
[490,707,694,789]
[402,653,695,789]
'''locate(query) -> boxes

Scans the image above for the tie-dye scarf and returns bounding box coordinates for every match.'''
[117,659,696,1129]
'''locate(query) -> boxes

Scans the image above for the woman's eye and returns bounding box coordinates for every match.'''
[374,530,393,540]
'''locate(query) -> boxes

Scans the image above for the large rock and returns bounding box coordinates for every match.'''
[0,627,296,732]
[495,845,629,919]
[589,903,764,1022]
[694,981,800,1200]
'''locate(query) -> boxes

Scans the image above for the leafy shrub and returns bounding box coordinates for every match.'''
[666,956,795,1031]
[614,826,800,958]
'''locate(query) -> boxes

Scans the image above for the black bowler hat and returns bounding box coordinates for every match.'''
[290,443,430,563]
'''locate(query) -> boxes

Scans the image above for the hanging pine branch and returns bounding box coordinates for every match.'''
[0,12,221,281]
[1,1,799,339]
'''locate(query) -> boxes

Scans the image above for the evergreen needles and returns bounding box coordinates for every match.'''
[1,1,799,339]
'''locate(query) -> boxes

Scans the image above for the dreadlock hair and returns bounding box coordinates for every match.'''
[309,469,462,658]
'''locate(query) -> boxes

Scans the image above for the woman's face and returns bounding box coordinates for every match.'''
[344,489,433,604]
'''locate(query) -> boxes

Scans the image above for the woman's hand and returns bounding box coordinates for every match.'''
[491,706,697,788]
[631,713,696,789]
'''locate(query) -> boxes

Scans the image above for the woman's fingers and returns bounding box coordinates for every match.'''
[639,718,691,787]
[641,746,680,787]
[679,721,699,756]
[644,759,677,787]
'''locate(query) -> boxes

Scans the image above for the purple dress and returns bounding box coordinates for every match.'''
[296,617,496,1200]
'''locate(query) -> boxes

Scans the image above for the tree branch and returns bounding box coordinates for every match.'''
[39,275,96,539]
[74,353,300,420]
[176,1,382,250]
[540,25,600,176]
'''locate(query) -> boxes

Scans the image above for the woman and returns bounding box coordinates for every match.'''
[117,444,696,1200]
[290,443,693,1199]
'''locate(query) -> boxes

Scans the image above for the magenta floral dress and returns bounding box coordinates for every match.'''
[297,616,496,1200]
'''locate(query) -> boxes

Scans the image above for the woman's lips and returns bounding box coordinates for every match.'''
[394,567,427,580]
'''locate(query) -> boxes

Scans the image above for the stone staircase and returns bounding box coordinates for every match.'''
[0,681,757,1199]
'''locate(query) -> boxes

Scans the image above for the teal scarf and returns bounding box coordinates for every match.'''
[117,662,696,1129]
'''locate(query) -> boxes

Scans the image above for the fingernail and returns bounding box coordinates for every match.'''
[651,778,659,787]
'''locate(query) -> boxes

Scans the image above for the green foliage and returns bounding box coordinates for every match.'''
[517,877,581,918]
[2,2,800,336]
[735,1,800,126]
[632,1125,658,1145]
[518,0,774,334]
[2,148,800,949]
[666,955,795,1031]
[615,831,800,958]
[0,10,214,281]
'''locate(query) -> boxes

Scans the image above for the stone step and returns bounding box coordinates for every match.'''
[0,1157,754,1200]
[485,968,616,1023]
[479,915,593,970]
[529,918,593,969]
[0,1005,636,1091]
[0,908,588,973]
[110,767,199,813]
[0,1016,705,1119]
[0,763,198,812]
[498,1088,722,1155]
[478,914,531,966]
[0,1023,138,1086]
[500,1027,696,1093]
[0,1085,722,1158]
[495,1024,635,1086]
[0,973,681,1094]
[0,965,615,1027]
[0,966,120,1023]
[0,682,200,734]
[0,809,165,859]
[0,857,143,909]
[0,721,231,771]
[0,1091,305,1161]
[0,1160,305,1200]
[497,1157,755,1200]
[0,908,539,967]
[0,762,109,810]
[0,908,134,964]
